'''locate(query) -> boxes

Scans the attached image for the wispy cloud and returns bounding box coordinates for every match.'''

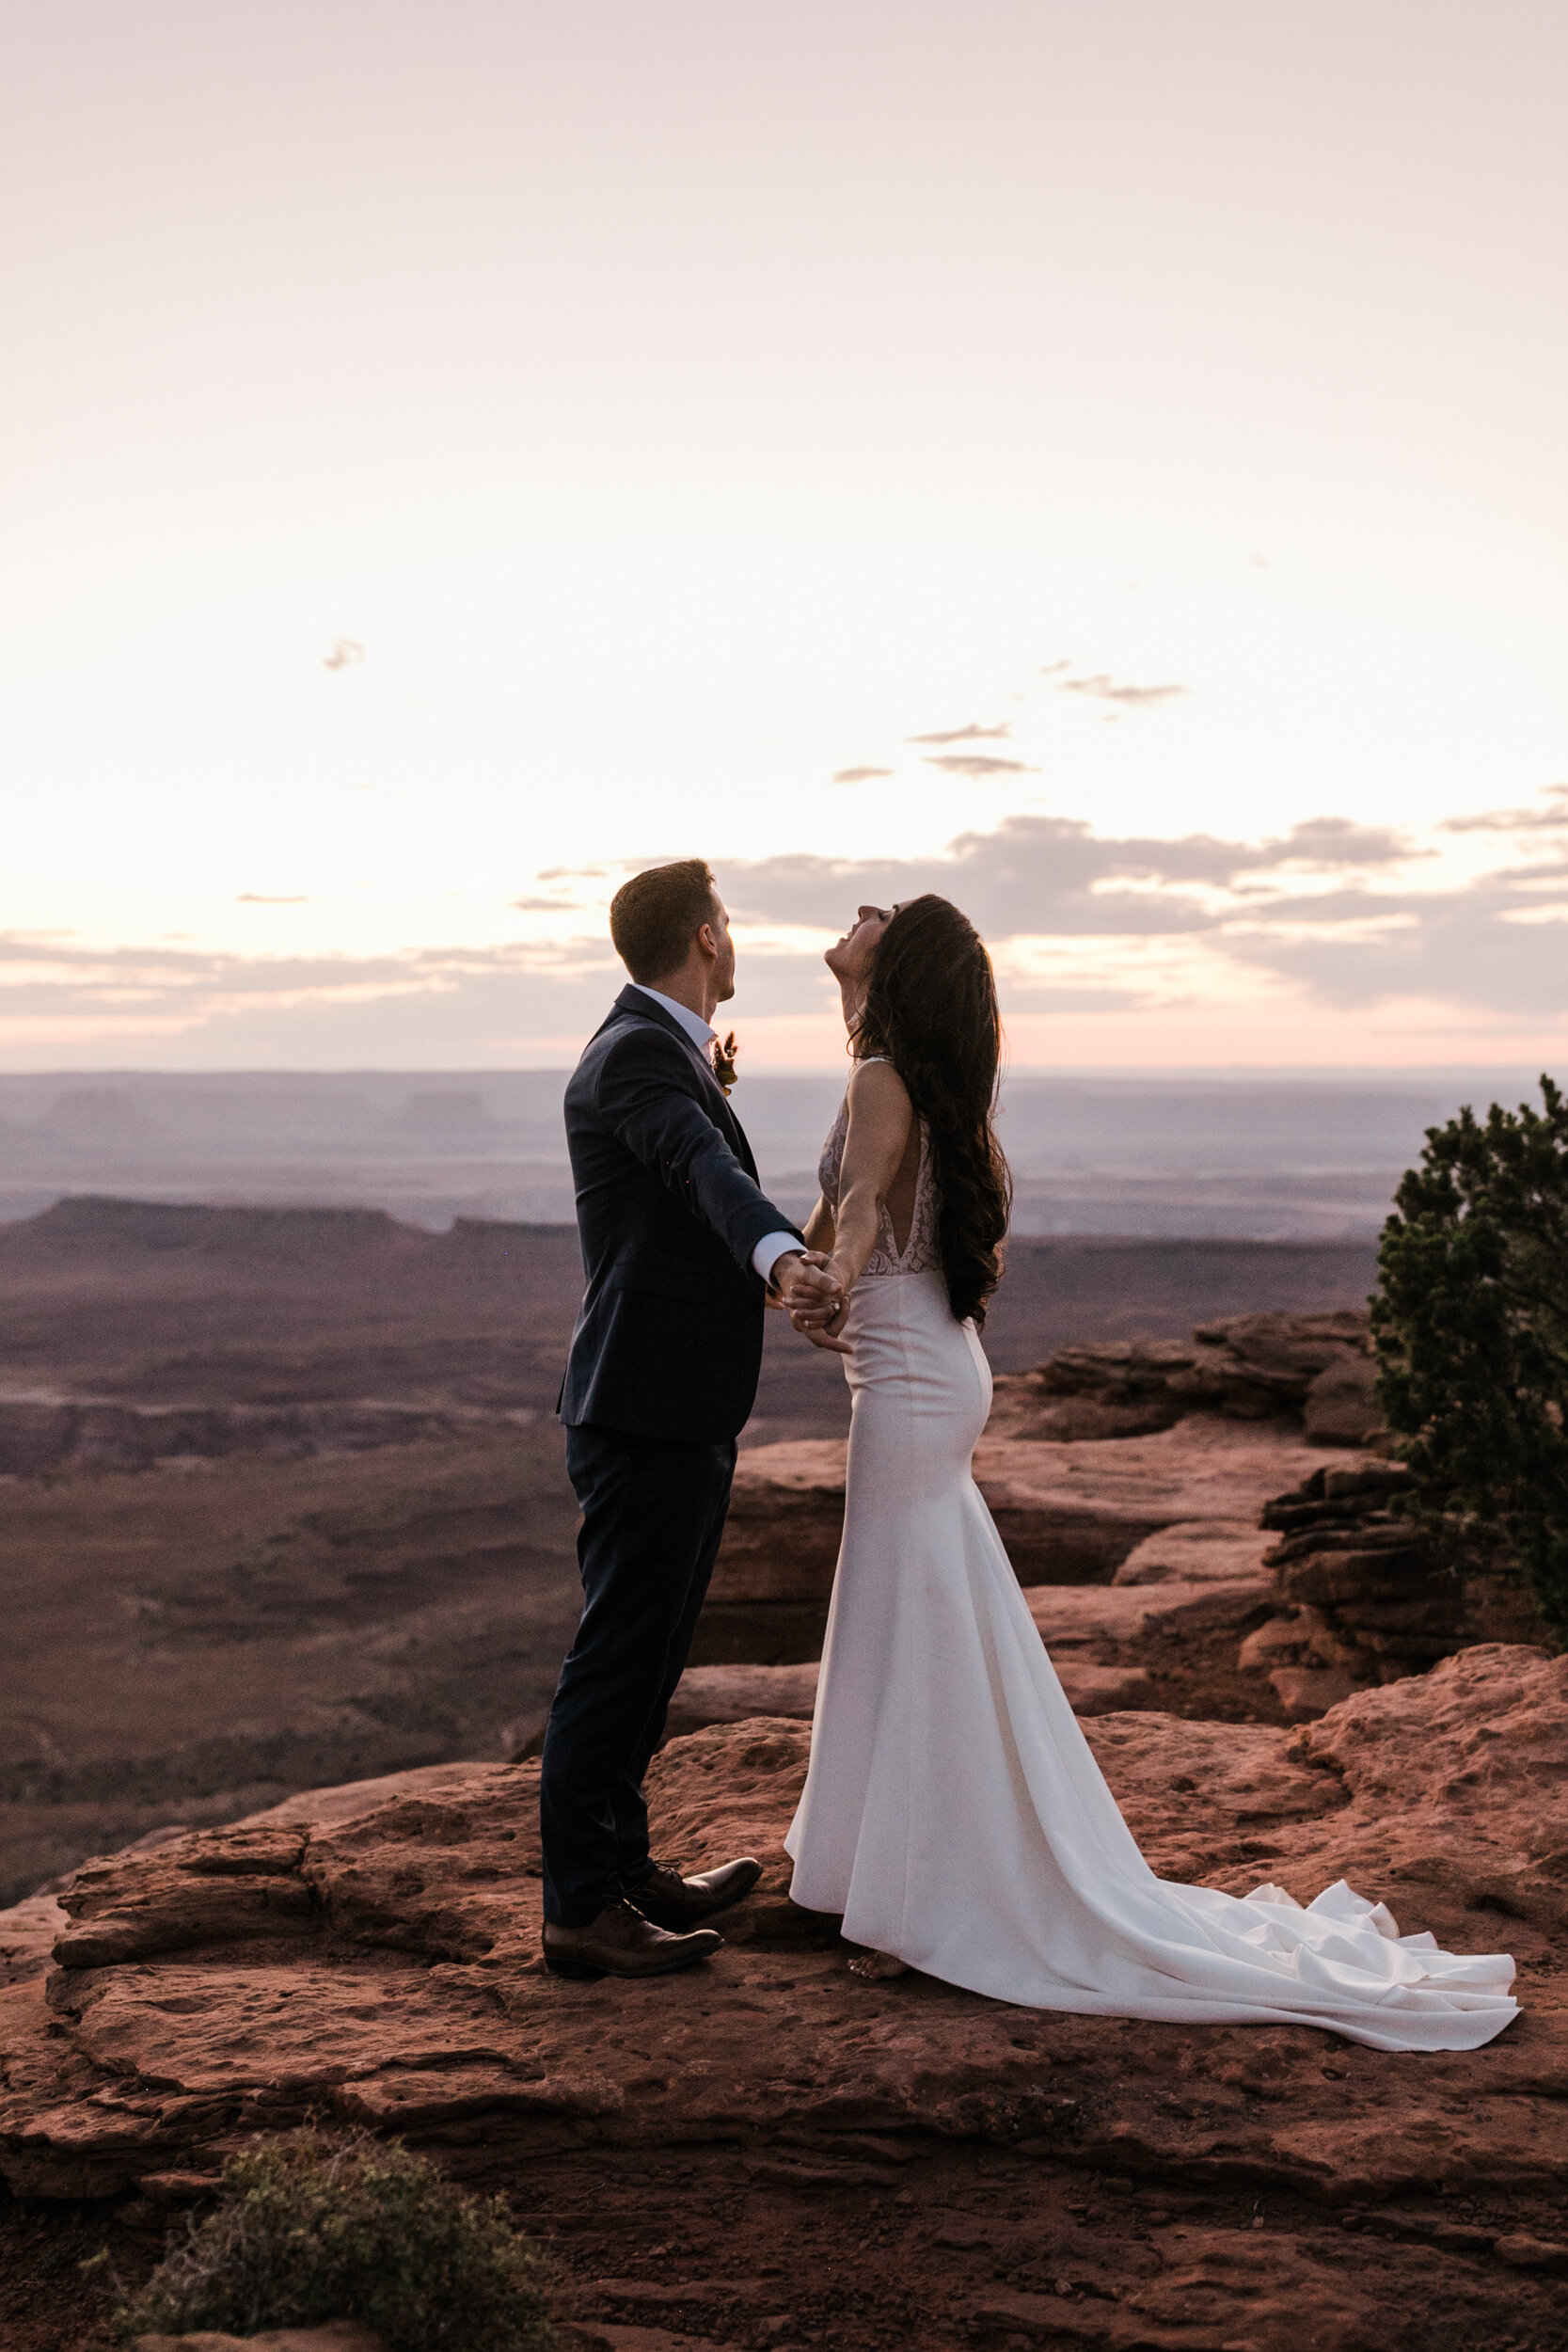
[832,765,894,784]
[236,893,309,904]
[1056,671,1187,708]
[922,754,1038,779]
[905,722,1013,745]
[1441,784,1568,834]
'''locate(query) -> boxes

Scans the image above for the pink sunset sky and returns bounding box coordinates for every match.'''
[3,0,1567,1071]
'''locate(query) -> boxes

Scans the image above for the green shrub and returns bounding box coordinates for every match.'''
[1371,1074,1568,1638]
[115,2128,557,2352]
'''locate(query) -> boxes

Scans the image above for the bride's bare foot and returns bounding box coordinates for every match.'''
[847,1948,908,1981]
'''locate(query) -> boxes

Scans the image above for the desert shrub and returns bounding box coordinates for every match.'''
[115,2128,557,2352]
[1371,1074,1568,1638]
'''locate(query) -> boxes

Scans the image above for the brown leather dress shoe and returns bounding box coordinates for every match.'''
[626,1855,763,1932]
[542,1899,721,1981]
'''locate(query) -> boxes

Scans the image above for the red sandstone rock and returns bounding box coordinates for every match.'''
[1,1645,1560,2249]
[1025,1579,1273,1650]
[0,1893,67,1989]
[662,1663,820,1740]
[663,1658,1152,1740]
[1268,1663,1361,1722]
[1111,1519,1273,1586]
[996,1311,1379,1444]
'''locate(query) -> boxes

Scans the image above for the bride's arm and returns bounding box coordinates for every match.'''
[827,1061,914,1295]
[800,1193,835,1252]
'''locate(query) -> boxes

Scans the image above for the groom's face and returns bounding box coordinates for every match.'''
[705,892,736,1005]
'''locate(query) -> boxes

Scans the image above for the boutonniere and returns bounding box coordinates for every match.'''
[712,1030,739,1094]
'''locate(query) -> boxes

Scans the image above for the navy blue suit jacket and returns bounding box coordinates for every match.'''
[558,986,804,1442]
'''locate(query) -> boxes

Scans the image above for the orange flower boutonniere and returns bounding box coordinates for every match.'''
[712,1030,739,1094]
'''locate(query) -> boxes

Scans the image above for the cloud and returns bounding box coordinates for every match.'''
[1217,884,1568,1017]
[1441,785,1568,834]
[722,814,1417,942]
[905,723,1012,745]
[236,894,309,905]
[832,765,894,784]
[1267,817,1415,868]
[718,808,1568,1019]
[322,639,365,671]
[1056,672,1187,708]
[0,932,626,1065]
[923,754,1038,778]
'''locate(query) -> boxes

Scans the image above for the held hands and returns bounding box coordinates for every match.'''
[774,1249,853,1357]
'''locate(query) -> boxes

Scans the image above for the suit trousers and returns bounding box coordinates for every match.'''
[540,1421,737,1927]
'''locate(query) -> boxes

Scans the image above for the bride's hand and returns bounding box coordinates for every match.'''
[792,1287,852,1356]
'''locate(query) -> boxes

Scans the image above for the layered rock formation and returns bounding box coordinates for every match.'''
[3,1647,1565,2349]
[990,1309,1381,1446]
[1241,1462,1554,1721]
[698,1416,1342,1665]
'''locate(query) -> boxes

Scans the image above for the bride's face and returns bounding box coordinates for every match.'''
[825,903,901,986]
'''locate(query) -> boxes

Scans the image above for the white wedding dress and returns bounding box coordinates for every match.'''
[784,1092,1518,2052]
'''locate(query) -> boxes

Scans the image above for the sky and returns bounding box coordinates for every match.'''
[3,0,1567,1072]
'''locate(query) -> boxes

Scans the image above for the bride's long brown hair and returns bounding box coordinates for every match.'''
[853,894,1011,1327]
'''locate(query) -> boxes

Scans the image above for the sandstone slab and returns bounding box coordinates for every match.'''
[1025,1579,1274,1651]
[661,1663,820,1742]
[0,1646,1561,2233]
[1111,1519,1274,1587]
[1270,1664,1360,1722]
[663,1658,1152,1740]
[0,1893,67,1990]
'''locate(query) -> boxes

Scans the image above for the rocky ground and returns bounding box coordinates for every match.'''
[3,1645,1566,2350]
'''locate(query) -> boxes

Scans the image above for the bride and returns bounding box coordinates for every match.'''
[782,894,1517,2052]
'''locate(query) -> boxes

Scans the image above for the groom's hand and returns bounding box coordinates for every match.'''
[770,1248,839,1312]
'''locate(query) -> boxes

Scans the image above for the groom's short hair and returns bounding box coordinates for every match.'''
[610,859,719,982]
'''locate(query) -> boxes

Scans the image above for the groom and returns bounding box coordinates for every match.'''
[540,859,841,1979]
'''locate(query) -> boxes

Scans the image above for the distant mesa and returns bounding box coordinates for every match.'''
[13,1195,550,1266]
[396,1090,494,1135]
[22,1195,411,1261]
[40,1089,153,1136]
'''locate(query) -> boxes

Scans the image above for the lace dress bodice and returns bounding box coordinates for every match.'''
[816,1073,941,1277]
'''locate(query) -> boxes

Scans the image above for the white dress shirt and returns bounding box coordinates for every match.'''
[629,983,801,1287]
